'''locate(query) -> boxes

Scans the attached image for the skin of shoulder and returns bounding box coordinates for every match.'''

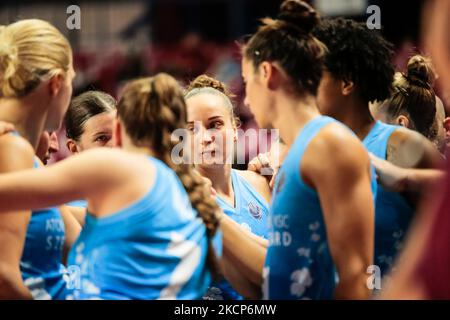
[387,127,443,169]
[235,169,272,204]
[0,133,35,299]
[0,134,35,171]
[301,122,372,189]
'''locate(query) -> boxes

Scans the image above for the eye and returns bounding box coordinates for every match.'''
[187,125,199,134]
[94,135,111,143]
[209,121,223,129]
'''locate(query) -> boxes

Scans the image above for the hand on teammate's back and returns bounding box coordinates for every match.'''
[0,121,15,136]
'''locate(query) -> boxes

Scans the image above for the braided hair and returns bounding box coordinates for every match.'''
[117,73,222,279]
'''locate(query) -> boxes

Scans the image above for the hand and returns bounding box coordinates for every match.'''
[369,153,407,193]
[0,121,15,135]
[248,140,288,190]
[200,175,216,197]
[248,152,273,175]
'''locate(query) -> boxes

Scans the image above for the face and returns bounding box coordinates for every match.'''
[46,62,76,131]
[186,93,236,168]
[69,110,116,154]
[241,58,273,129]
[316,71,345,118]
[36,131,50,164]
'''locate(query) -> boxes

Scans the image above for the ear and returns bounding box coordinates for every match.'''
[259,61,279,90]
[443,117,450,137]
[66,139,80,154]
[340,79,355,96]
[114,119,123,147]
[48,73,64,97]
[395,115,411,128]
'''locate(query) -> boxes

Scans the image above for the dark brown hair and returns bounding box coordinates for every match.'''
[242,0,326,96]
[117,73,222,279]
[64,90,117,141]
[383,55,437,140]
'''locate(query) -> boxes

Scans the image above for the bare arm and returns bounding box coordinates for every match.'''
[387,128,443,169]
[222,213,268,248]
[236,170,272,204]
[65,206,86,227]
[59,206,81,265]
[304,125,375,299]
[220,214,267,292]
[0,135,34,299]
[370,153,445,193]
[0,148,142,213]
[221,254,262,299]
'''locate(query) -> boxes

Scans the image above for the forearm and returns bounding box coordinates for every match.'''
[221,215,266,287]
[60,206,82,265]
[334,272,371,300]
[404,169,445,193]
[221,256,262,299]
[0,265,33,299]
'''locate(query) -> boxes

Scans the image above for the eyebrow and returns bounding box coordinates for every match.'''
[91,131,112,137]
[186,116,224,125]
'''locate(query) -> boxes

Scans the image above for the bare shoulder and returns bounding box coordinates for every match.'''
[236,169,267,186]
[71,148,156,178]
[388,127,442,168]
[306,123,368,164]
[235,170,272,203]
[0,134,35,171]
[302,123,369,185]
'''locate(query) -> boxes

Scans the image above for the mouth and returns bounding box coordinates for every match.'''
[201,149,216,155]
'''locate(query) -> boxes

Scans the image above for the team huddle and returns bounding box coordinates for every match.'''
[0,0,448,300]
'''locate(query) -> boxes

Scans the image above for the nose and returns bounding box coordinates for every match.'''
[200,127,215,145]
[244,95,250,109]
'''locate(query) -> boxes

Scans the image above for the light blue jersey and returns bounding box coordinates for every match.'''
[20,193,69,300]
[264,116,377,300]
[66,200,87,208]
[9,132,69,300]
[67,156,220,300]
[204,169,269,300]
[363,121,414,275]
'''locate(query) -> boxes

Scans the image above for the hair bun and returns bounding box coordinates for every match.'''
[278,0,320,33]
[188,74,227,94]
[0,26,19,95]
[406,54,436,88]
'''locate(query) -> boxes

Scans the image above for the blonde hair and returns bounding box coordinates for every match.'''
[185,74,240,127]
[118,73,222,279]
[0,19,72,98]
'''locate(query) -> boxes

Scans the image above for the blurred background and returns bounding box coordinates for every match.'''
[0,0,430,165]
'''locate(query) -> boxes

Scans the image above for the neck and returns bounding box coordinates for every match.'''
[197,164,233,196]
[0,96,48,149]
[272,93,321,147]
[333,98,375,141]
